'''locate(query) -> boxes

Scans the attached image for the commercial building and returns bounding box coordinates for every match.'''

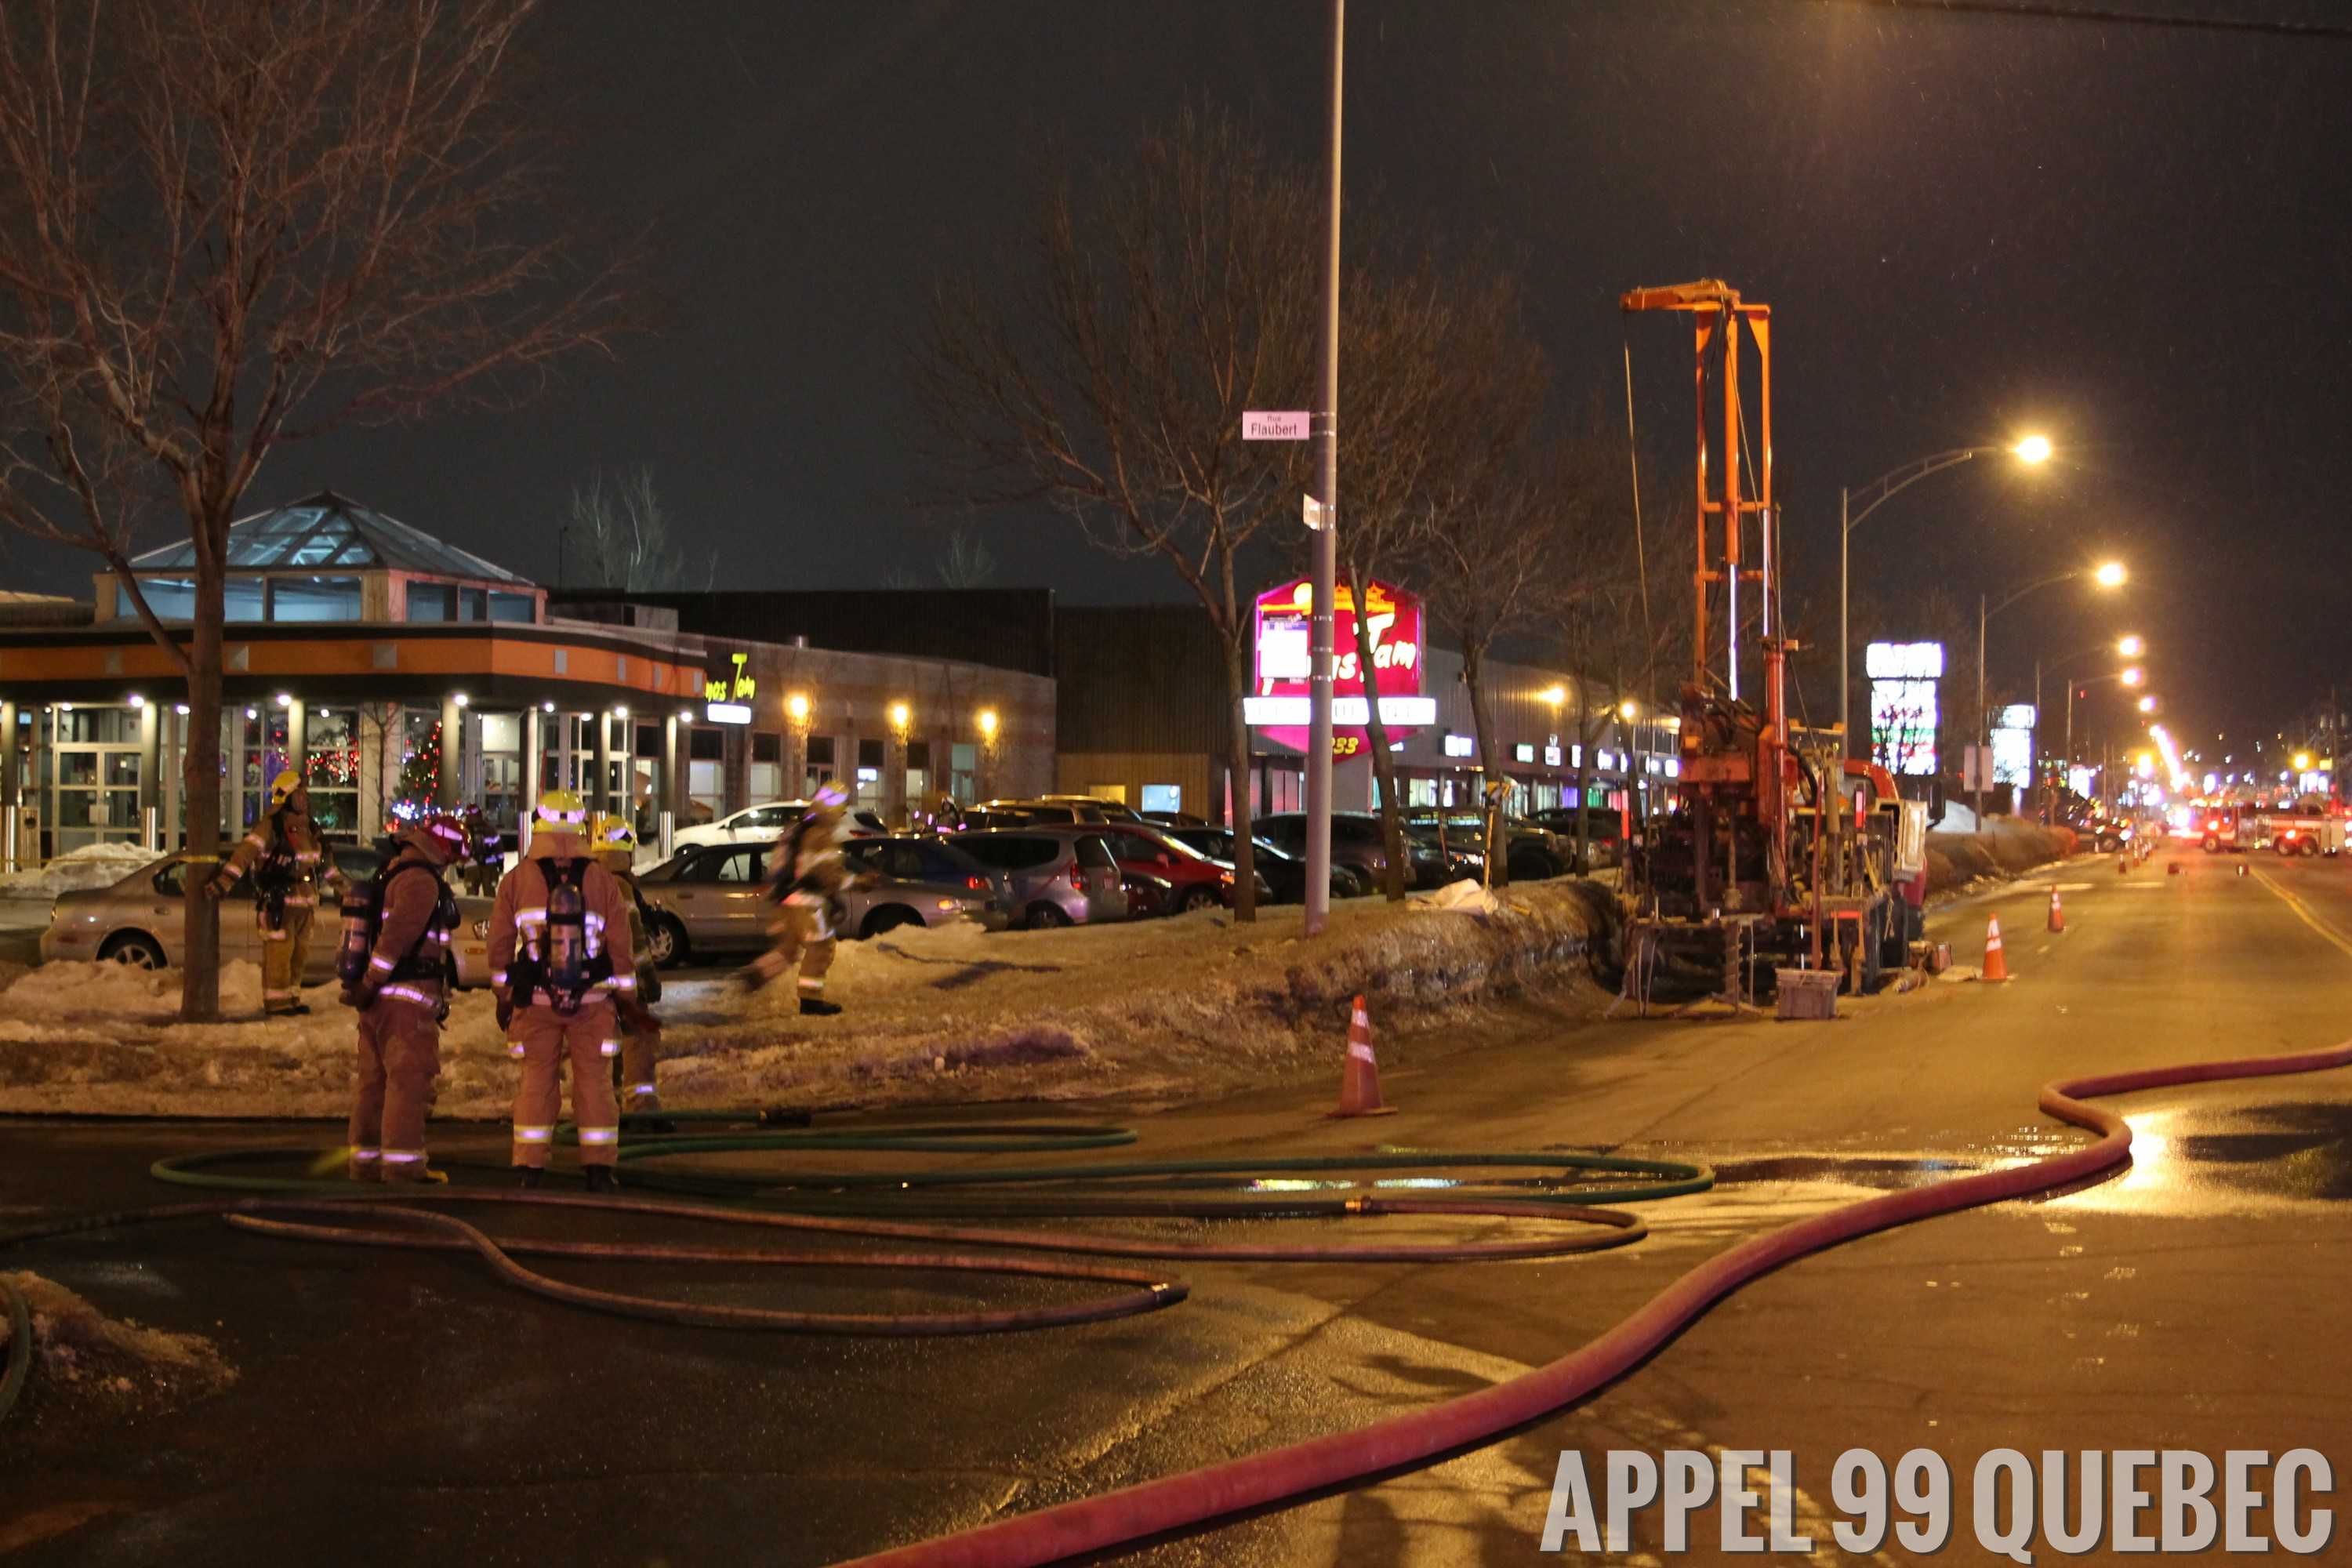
[0,494,1052,860]
[1052,603,1676,822]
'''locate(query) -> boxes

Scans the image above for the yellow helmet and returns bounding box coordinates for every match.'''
[534,788,589,829]
[592,813,637,853]
[267,769,304,811]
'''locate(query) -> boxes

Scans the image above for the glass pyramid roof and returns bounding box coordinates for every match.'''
[129,491,532,585]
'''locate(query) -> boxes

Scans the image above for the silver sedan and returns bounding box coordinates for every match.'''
[38,848,497,988]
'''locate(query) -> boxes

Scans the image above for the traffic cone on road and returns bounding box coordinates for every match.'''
[2116,855,2129,875]
[1980,914,2011,983]
[2048,887,2065,934]
[1327,994,1399,1119]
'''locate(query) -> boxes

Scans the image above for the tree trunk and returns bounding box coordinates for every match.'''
[178,579,226,1023]
[1220,634,1258,924]
[1573,690,1595,876]
[1347,562,1409,901]
[1463,642,1508,889]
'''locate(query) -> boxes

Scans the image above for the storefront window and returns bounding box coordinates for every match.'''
[905,739,929,808]
[478,711,521,833]
[390,708,442,822]
[303,708,361,839]
[688,726,724,824]
[490,590,535,623]
[270,576,361,622]
[224,577,266,621]
[47,705,143,853]
[1406,777,1438,808]
[407,583,456,622]
[855,738,884,814]
[949,742,977,804]
[241,707,293,829]
[804,736,836,797]
[750,731,782,802]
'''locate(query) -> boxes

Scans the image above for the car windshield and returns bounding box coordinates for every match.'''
[950,834,1060,870]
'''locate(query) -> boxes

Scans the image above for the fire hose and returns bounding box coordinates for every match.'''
[835,1039,2352,1567]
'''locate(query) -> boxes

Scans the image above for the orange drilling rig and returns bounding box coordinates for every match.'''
[1616,281,1926,1010]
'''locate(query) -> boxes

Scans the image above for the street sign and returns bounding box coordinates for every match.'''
[1243,411,1309,441]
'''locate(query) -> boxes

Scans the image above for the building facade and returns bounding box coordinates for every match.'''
[1053,604,1678,821]
[0,494,1052,861]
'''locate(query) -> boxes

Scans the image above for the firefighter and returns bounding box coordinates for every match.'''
[488,789,637,1190]
[335,812,466,1182]
[744,779,851,1014]
[210,769,342,1017]
[591,813,667,1120]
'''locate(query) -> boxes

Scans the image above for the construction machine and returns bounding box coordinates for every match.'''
[1614,281,1926,1011]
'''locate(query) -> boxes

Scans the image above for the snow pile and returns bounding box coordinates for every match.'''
[0,959,266,1025]
[0,881,1608,1116]
[1,1271,235,1433]
[1413,878,1503,916]
[0,841,156,898]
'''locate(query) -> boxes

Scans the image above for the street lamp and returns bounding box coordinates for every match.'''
[2120,666,2144,687]
[2138,695,2157,713]
[1976,560,2123,825]
[1838,434,2053,756]
[2117,634,2144,658]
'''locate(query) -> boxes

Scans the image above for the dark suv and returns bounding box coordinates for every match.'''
[1254,811,1448,890]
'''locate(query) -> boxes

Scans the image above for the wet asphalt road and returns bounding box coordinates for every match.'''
[5,847,2352,1565]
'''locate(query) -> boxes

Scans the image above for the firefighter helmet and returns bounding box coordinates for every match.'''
[267,769,305,811]
[533,788,590,829]
[401,812,469,860]
[810,778,851,810]
[593,813,637,854]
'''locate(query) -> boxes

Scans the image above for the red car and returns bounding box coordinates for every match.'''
[1096,824,1231,915]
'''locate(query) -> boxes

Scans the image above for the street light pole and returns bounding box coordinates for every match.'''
[1836,441,2047,759]
[1976,591,1987,827]
[1303,0,1342,938]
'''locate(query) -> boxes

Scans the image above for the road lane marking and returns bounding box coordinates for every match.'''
[2250,867,2352,964]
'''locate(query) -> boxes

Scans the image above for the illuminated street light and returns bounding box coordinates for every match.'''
[888,701,911,731]
[2295,751,2314,772]
[2121,667,2145,687]
[2117,634,2145,658]
[976,708,999,740]
[1539,684,1566,708]
[2093,561,2126,588]
[2013,434,2054,464]
[1617,699,1638,720]
[786,691,811,724]
[2138,695,2157,713]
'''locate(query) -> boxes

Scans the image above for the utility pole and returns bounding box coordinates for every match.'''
[1303,0,1343,938]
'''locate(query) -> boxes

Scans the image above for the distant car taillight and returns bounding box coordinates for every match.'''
[965,876,989,891]
[1067,863,1086,891]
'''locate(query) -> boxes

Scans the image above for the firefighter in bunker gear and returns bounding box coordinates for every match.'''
[337,812,465,1182]
[592,813,667,1119]
[488,789,637,1190]
[211,769,343,1016]
[745,780,853,1014]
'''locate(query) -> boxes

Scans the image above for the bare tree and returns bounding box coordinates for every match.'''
[566,466,712,591]
[1279,256,1547,898]
[0,0,628,1020]
[910,106,1319,921]
[935,527,996,590]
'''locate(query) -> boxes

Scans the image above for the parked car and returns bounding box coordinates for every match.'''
[673,800,884,853]
[1527,807,1626,869]
[946,828,1128,928]
[1254,811,1450,889]
[1037,793,1148,824]
[39,848,497,988]
[1163,826,1359,902]
[1403,811,1572,880]
[964,797,1121,827]
[1140,809,1207,829]
[1092,824,1233,914]
[636,836,1004,964]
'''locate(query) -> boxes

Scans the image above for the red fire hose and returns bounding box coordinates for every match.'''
[840,1038,2352,1566]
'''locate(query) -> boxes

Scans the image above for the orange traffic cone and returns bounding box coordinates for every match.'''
[2048,886,2065,934]
[1980,913,2010,982]
[2116,855,2129,875]
[1327,994,1399,1119]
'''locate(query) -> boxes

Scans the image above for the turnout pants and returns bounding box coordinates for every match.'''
[753,898,837,999]
[617,1025,661,1111]
[348,994,441,1181]
[262,905,314,1015]
[508,997,622,1168]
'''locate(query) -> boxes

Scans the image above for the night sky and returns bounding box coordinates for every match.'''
[7,0,2347,761]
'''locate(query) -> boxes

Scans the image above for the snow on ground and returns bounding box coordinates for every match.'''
[0,841,156,898]
[0,1271,235,1440]
[0,881,1608,1119]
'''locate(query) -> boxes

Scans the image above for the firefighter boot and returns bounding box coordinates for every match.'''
[800,996,843,1017]
[584,1165,621,1195]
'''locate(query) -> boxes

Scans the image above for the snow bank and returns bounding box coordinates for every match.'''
[0,1270,235,1435]
[0,883,1606,1117]
[0,841,155,898]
